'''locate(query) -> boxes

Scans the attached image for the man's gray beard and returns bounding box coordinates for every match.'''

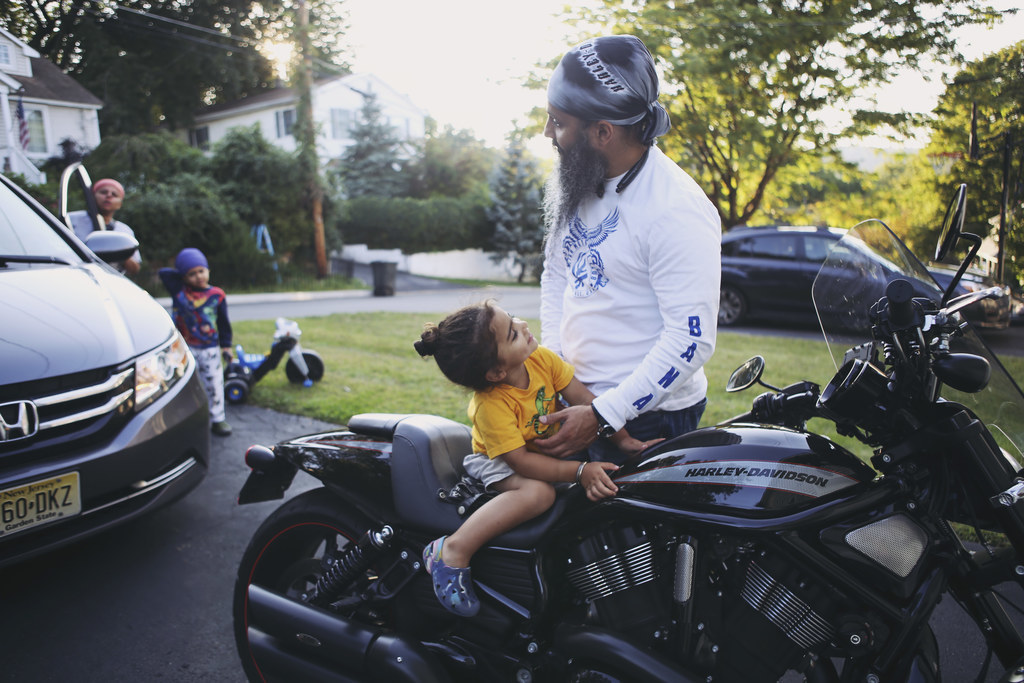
[542,138,609,251]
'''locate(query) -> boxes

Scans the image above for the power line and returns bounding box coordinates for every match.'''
[87,4,348,76]
[112,4,252,45]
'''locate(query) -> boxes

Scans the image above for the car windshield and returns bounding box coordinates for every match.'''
[0,180,83,263]
[811,218,1024,463]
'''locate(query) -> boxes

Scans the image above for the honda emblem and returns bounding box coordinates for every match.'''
[0,401,39,442]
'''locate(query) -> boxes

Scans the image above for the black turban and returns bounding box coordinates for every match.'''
[547,35,670,144]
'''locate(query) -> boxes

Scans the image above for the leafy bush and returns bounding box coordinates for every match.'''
[123,172,276,289]
[80,131,205,190]
[334,194,491,252]
[204,126,311,257]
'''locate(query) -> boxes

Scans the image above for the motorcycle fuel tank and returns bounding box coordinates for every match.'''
[614,424,876,516]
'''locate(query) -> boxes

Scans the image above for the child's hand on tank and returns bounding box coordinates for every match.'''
[580,461,619,501]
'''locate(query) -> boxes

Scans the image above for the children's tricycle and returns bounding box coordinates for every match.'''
[224,317,324,404]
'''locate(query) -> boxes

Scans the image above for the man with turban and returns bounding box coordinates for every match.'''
[535,35,721,465]
[69,178,142,276]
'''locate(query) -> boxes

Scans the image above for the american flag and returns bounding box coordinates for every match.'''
[16,95,30,151]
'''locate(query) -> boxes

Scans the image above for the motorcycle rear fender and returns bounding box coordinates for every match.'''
[238,444,298,504]
[238,426,395,506]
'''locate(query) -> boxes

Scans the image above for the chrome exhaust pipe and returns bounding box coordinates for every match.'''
[246,584,450,682]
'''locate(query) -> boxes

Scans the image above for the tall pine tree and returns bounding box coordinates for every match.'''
[333,92,409,199]
[487,135,545,282]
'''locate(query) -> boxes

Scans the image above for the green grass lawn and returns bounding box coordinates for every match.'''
[233,313,1024,463]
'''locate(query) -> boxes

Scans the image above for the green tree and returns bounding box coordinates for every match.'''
[204,125,309,258]
[927,41,1024,282]
[4,0,349,135]
[579,0,1003,228]
[406,122,497,199]
[331,92,410,199]
[77,130,205,190]
[486,135,546,282]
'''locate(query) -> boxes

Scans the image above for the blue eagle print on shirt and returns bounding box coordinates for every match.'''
[562,207,619,297]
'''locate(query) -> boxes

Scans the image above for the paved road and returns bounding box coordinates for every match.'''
[0,405,334,683]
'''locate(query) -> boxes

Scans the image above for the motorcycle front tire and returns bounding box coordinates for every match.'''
[285,350,325,384]
[233,488,383,683]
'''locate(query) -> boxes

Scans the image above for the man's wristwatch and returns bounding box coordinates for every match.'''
[591,405,616,439]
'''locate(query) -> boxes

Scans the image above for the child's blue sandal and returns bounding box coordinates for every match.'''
[422,536,480,617]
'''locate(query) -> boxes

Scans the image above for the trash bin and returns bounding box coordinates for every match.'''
[371,261,397,297]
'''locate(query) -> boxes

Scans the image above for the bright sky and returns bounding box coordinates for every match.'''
[344,0,1023,151]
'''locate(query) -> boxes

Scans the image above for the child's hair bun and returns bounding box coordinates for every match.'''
[414,325,439,357]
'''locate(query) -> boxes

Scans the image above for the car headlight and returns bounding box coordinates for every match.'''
[960,280,983,293]
[135,332,192,411]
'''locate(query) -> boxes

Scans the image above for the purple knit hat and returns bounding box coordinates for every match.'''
[175,248,208,275]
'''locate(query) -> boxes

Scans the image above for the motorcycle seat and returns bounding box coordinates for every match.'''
[385,413,572,548]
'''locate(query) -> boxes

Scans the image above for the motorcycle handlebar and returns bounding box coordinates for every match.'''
[750,390,819,425]
[886,279,917,329]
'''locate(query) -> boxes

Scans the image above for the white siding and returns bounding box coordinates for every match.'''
[187,73,426,163]
[30,102,101,159]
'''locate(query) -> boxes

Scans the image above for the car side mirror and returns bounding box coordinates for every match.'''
[84,231,138,264]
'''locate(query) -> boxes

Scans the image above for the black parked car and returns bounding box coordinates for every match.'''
[719,225,845,326]
[0,167,209,567]
[927,265,1011,330]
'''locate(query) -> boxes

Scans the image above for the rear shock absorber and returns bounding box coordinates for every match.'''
[307,525,394,606]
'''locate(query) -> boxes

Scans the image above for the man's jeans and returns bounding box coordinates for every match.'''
[587,397,707,465]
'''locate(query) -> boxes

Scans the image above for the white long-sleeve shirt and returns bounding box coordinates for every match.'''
[540,146,721,432]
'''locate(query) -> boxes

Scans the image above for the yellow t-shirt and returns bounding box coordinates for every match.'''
[468,346,576,458]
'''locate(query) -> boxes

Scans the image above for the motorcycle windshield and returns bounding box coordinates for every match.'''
[811,219,1024,463]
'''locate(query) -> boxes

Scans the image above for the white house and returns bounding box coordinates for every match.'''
[185,72,426,165]
[0,29,103,184]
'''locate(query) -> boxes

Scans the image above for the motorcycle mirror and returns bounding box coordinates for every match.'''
[726,356,766,392]
[934,184,967,262]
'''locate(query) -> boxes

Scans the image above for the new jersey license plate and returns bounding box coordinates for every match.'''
[0,472,81,538]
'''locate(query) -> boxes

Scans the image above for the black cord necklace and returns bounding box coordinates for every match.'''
[596,147,651,198]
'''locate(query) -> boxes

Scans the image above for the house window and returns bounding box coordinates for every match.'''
[275,109,296,138]
[0,45,10,66]
[25,108,46,154]
[189,126,210,150]
[330,108,352,139]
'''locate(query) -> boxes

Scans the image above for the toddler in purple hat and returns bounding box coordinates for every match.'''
[159,248,234,436]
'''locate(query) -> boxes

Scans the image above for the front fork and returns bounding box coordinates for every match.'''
[948,545,1024,671]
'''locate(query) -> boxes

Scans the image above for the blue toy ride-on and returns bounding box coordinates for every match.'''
[224,318,324,404]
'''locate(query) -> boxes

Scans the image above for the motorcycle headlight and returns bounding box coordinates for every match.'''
[135,332,192,411]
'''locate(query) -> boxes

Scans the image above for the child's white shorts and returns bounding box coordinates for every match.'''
[462,452,515,489]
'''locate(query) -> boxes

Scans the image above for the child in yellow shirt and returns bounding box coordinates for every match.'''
[414,301,651,616]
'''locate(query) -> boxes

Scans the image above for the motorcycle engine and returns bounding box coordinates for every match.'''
[566,524,670,635]
[567,525,862,682]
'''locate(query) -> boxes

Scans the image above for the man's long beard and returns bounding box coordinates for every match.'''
[542,137,609,251]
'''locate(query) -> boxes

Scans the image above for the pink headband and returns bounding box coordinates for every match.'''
[92,178,125,197]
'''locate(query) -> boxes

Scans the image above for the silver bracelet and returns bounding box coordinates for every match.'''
[575,461,588,486]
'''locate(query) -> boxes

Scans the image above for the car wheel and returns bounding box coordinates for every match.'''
[719,285,747,326]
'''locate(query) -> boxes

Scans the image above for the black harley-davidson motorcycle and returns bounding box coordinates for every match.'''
[233,185,1024,682]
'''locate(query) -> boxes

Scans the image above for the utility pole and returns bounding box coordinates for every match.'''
[296,0,328,277]
[997,131,1012,283]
